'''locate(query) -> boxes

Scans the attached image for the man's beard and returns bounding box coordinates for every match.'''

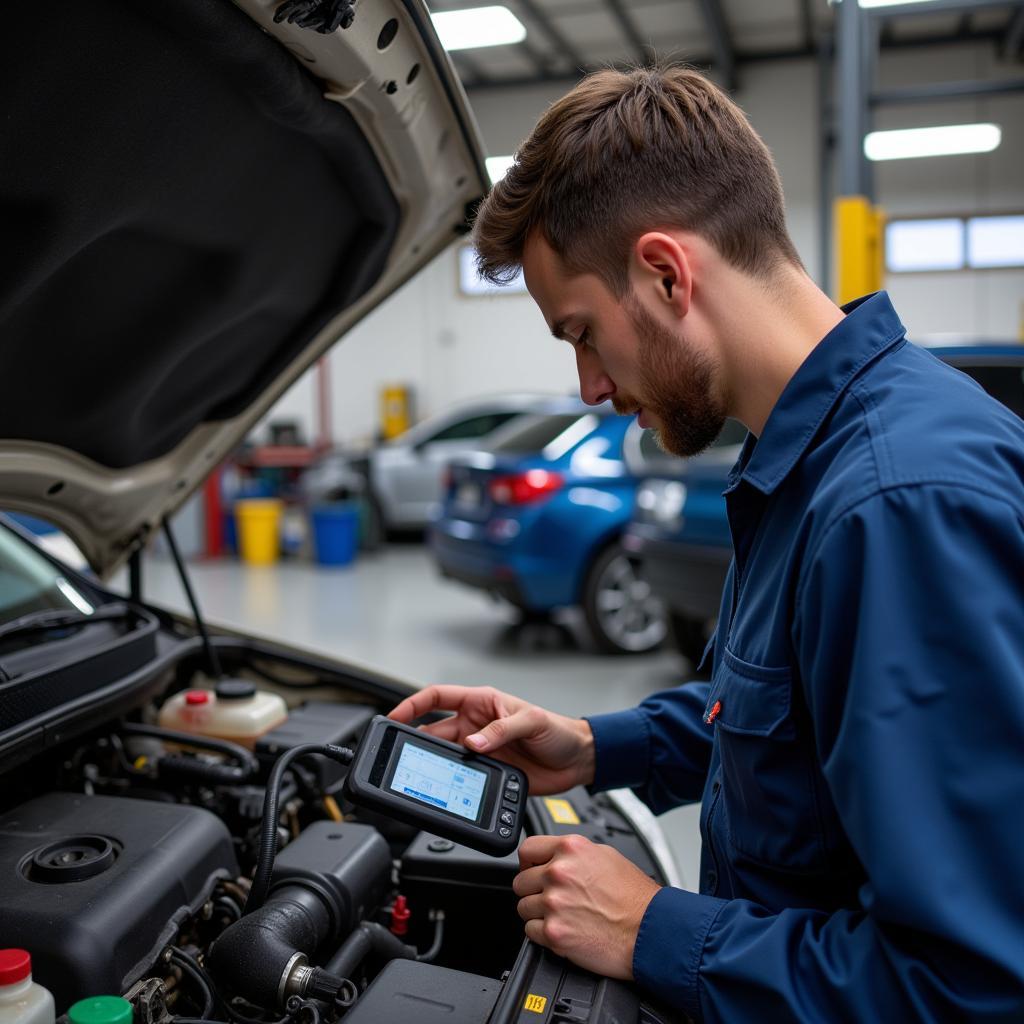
[613,297,727,458]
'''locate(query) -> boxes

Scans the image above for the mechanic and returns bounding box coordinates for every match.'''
[390,65,1024,1021]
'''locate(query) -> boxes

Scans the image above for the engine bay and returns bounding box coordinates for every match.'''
[0,663,673,1024]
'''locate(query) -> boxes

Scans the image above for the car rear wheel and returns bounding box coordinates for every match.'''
[582,544,668,654]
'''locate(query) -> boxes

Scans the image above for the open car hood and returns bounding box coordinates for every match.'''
[0,0,487,576]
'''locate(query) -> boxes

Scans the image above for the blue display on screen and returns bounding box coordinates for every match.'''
[390,742,487,821]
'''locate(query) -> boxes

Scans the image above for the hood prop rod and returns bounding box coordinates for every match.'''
[162,516,222,680]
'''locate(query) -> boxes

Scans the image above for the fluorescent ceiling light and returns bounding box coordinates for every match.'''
[432,6,527,51]
[485,155,515,183]
[864,123,1001,161]
[858,0,937,7]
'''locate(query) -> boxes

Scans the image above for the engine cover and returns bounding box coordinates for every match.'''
[0,792,238,1011]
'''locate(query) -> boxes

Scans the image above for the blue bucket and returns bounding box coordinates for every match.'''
[311,503,359,567]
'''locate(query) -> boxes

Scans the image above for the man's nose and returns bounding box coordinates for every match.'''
[576,348,615,406]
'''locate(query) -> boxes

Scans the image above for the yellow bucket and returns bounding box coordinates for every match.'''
[235,498,283,566]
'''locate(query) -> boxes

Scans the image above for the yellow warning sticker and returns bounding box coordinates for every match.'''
[543,797,581,826]
[523,994,548,1014]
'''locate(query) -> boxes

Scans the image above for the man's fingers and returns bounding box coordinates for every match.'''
[524,918,548,948]
[418,717,462,742]
[516,894,545,921]
[466,705,544,754]
[512,864,545,897]
[388,685,473,723]
[518,834,562,870]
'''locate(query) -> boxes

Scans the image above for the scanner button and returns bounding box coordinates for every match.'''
[505,778,521,792]
[503,788,519,804]
[499,809,515,826]
[499,826,513,839]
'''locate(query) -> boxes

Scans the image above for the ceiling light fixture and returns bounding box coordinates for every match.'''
[857,0,939,8]
[485,155,516,183]
[431,6,527,51]
[864,123,1002,161]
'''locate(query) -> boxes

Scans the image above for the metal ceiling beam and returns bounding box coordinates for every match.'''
[871,75,1024,103]
[462,26,1006,92]
[518,36,559,76]
[695,0,737,91]
[515,0,588,72]
[451,50,492,87]
[799,0,815,52]
[864,0,1013,18]
[605,0,650,65]
[1005,5,1024,58]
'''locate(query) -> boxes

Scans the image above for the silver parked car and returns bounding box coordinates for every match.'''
[307,394,566,537]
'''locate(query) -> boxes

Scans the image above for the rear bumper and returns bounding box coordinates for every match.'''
[430,522,578,610]
[436,555,527,606]
[623,534,731,623]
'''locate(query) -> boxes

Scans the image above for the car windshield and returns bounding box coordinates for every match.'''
[426,411,521,443]
[0,524,95,625]
[491,413,595,455]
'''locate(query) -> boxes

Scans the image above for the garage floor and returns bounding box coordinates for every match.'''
[137,544,704,887]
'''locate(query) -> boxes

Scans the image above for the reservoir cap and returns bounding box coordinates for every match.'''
[184,690,210,706]
[0,948,31,985]
[215,679,257,701]
[68,996,133,1024]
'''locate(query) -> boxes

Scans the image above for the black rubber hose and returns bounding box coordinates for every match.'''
[169,948,213,1017]
[417,912,445,964]
[323,921,418,979]
[159,755,252,786]
[209,884,333,1007]
[120,721,260,777]
[245,743,354,914]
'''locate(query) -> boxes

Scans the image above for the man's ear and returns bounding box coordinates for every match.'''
[632,233,692,317]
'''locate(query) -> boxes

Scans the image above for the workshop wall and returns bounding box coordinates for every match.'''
[264,43,1022,448]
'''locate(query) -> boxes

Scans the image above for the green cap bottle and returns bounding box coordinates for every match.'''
[67,996,133,1024]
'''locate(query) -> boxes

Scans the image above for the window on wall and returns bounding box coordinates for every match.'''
[885,214,1024,273]
[457,245,528,296]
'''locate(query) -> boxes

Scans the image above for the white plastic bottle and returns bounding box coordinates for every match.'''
[0,951,55,1024]
[158,679,287,748]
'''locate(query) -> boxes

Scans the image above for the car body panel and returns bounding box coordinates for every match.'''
[0,0,487,577]
[431,410,641,610]
[369,395,566,528]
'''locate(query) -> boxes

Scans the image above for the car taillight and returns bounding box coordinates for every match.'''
[488,469,563,506]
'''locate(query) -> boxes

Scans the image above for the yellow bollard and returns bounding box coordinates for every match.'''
[834,196,885,306]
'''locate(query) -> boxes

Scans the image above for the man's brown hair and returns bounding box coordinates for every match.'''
[473,65,802,295]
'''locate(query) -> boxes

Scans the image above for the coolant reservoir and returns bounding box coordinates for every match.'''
[0,951,55,1024]
[159,679,287,748]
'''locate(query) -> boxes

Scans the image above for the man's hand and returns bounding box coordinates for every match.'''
[388,685,595,796]
[513,834,661,979]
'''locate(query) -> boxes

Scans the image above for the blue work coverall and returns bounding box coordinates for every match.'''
[587,293,1024,1021]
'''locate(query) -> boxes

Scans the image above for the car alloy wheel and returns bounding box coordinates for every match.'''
[583,543,668,654]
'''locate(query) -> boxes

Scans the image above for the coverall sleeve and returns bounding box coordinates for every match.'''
[630,484,1024,1021]
[584,680,714,813]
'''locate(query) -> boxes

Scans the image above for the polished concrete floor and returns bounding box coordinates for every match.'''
[138,543,704,886]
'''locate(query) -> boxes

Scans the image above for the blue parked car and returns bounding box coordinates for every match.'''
[430,399,668,654]
[624,341,1024,666]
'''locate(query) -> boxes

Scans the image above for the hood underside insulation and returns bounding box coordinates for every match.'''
[0,0,400,469]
